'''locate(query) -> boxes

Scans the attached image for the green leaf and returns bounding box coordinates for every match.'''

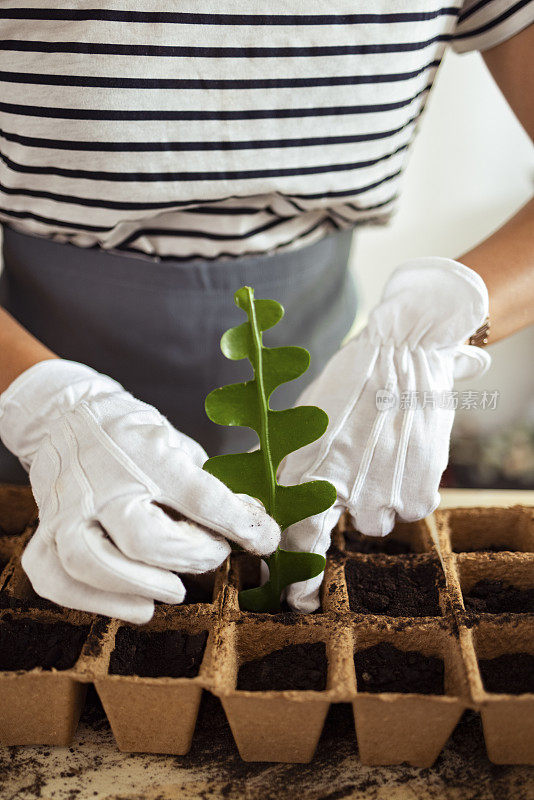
[239,550,326,613]
[203,285,336,612]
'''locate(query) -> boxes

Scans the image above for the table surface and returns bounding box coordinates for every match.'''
[1,489,533,800]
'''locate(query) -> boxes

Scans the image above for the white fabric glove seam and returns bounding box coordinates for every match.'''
[63,416,95,519]
[390,405,415,511]
[304,342,381,478]
[348,403,390,509]
[390,348,417,512]
[43,440,61,519]
[76,402,161,499]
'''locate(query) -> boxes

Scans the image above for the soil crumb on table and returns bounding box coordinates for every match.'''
[109,627,207,678]
[0,687,531,800]
[354,642,445,694]
[0,614,89,671]
[463,580,534,614]
[479,653,534,694]
[345,557,443,616]
[237,642,327,691]
[344,531,413,555]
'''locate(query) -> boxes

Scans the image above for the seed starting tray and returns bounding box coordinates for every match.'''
[0,485,532,766]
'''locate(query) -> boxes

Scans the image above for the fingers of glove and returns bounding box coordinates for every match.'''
[345,407,401,536]
[282,503,343,613]
[346,343,422,535]
[99,496,231,574]
[55,518,186,604]
[286,573,323,613]
[159,464,280,555]
[20,528,155,624]
[387,347,453,522]
[347,505,396,538]
[394,407,453,523]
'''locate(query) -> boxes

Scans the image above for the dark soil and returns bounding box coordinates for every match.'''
[0,614,89,671]
[109,626,207,678]
[0,588,61,612]
[179,574,215,605]
[345,557,443,616]
[0,524,28,538]
[0,557,8,573]
[464,580,534,614]
[344,531,412,555]
[237,642,327,691]
[354,642,445,694]
[452,542,516,553]
[479,653,534,694]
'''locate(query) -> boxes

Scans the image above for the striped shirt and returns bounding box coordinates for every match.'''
[0,1,532,262]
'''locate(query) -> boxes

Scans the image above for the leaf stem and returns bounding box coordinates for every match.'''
[246,287,277,521]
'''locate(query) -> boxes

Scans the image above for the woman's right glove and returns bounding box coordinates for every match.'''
[278,257,491,612]
[0,359,280,623]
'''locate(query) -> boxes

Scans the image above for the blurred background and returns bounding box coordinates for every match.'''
[348,46,534,490]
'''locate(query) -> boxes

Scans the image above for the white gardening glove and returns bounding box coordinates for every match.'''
[278,257,491,612]
[0,360,280,623]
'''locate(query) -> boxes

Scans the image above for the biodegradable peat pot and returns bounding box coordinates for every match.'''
[435,505,534,555]
[351,623,468,767]
[215,620,350,763]
[457,553,534,616]
[340,515,437,556]
[95,613,215,755]
[470,618,534,764]
[0,610,92,746]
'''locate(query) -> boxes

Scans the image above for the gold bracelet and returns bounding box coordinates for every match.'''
[468,317,490,347]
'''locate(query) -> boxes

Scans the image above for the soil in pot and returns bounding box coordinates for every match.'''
[345,558,443,616]
[344,532,412,556]
[354,642,445,695]
[0,586,61,612]
[463,580,534,614]
[478,653,534,694]
[452,542,516,554]
[178,575,215,605]
[0,614,89,671]
[109,627,208,678]
[236,642,327,691]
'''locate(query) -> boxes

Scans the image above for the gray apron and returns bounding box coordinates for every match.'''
[0,225,357,483]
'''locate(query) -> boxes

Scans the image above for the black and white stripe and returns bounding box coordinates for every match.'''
[0,1,531,261]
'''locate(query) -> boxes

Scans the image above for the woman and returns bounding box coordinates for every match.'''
[0,2,532,622]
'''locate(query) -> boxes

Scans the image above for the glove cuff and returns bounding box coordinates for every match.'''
[0,359,124,468]
[369,256,490,349]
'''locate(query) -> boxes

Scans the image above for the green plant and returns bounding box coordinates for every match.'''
[203,286,336,612]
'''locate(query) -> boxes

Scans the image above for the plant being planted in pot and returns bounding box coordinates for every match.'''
[203,286,337,613]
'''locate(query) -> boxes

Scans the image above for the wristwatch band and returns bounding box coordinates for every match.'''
[468,317,490,348]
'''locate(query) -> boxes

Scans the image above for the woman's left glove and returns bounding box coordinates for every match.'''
[0,359,280,623]
[278,257,491,612]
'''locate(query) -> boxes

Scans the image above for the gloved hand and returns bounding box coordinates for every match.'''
[0,359,280,623]
[278,257,491,611]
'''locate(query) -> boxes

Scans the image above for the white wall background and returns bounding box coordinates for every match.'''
[349,47,534,435]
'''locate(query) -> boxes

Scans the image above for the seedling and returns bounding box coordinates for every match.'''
[203,286,336,612]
